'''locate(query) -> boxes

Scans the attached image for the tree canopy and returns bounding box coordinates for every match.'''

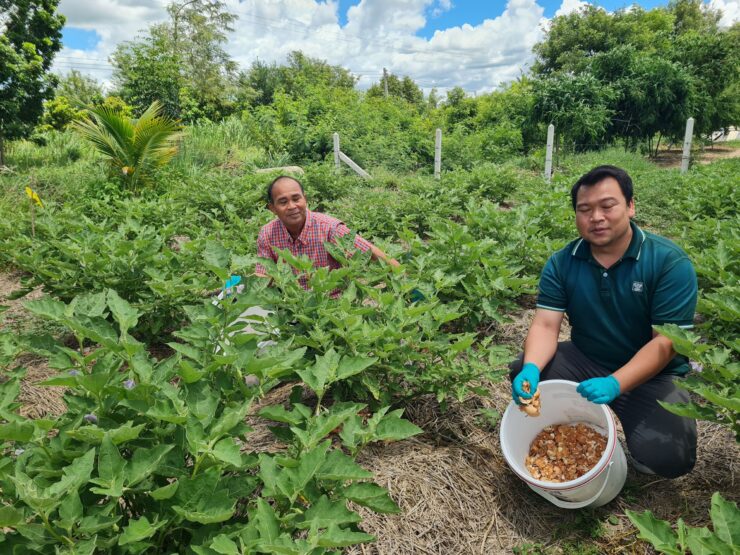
[0,0,65,164]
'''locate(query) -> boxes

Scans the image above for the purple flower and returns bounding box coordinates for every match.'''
[68,370,81,377]
[83,413,98,424]
[123,379,136,390]
[689,361,703,373]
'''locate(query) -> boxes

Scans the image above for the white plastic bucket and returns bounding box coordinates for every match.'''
[500,379,627,509]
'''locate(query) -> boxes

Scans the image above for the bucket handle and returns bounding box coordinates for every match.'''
[537,461,614,510]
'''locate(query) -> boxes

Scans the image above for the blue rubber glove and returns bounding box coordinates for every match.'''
[577,376,621,404]
[223,275,242,297]
[512,362,540,405]
[410,288,426,303]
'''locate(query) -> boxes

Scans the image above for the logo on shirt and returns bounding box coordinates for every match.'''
[632,281,644,293]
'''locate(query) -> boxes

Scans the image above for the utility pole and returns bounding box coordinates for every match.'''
[383,67,388,98]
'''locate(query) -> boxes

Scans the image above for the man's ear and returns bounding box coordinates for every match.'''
[268,203,277,216]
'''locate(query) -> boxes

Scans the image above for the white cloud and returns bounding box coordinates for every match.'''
[708,0,740,27]
[55,0,739,96]
[555,0,589,17]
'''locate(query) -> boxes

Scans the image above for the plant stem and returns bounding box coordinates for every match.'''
[40,512,73,546]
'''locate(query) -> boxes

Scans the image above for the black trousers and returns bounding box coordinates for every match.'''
[509,342,697,478]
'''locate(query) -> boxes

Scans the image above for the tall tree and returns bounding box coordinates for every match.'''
[111,25,181,117]
[111,0,238,121]
[0,0,64,165]
[367,72,424,107]
[240,52,356,108]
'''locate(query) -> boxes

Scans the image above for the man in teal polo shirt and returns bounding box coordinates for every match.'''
[510,165,698,478]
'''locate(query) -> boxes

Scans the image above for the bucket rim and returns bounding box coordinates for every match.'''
[500,379,618,491]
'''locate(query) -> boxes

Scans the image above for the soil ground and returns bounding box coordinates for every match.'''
[652,142,740,168]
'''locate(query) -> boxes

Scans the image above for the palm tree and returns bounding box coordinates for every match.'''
[73,100,182,192]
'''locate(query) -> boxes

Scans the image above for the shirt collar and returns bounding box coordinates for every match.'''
[278,210,313,245]
[572,221,645,260]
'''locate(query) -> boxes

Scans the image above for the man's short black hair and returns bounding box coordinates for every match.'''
[571,165,634,210]
[266,175,304,205]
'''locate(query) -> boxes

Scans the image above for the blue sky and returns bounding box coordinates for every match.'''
[62,27,101,50]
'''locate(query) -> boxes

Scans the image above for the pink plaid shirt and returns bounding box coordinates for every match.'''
[255,210,372,289]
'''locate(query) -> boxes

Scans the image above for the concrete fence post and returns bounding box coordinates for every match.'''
[545,124,555,183]
[333,132,340,170]
[681,117,694,174]
[434,128,442,180]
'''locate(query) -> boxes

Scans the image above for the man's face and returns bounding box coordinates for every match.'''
[269,178,307,230]
[574,176,635,248]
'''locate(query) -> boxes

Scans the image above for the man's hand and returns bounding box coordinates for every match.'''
[512,362,540,404]
[577,376,620,404]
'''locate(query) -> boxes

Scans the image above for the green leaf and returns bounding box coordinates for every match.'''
[258,454,281,498]
[336,355,377,380]
[172,470,236,524]
[297,349,340,397]
[685,527,733,555]
[39,374,79,387]
[258,405,304,426]
[297,495,361,529]
[66,426,105,444]
[204,241,230,269]
[91,434,125,497]
[11,472,57,513]
[210,534,240,555]
[109,421,146,445]
[710,492,740,546]
[211,438,243,468]
[187,383,219,428]
[118,516,165,546]
[625,509,681,554]
[149,481,179,500]
[317,450,373,481]
[48,448,96,497]
[25,297,66,322]
[375,410,423,442]
[282,441,330,500]
[316,524,375,548]
[178,359,205,384]
[342,482,400,514]
[658,400,719,421]
[106,289,140,335]
[58,492,83,528]
[0,505,23,527]
[125,444,174,487]
[0,421,34,442]
[255,498,281,545]
[210,401,251,438]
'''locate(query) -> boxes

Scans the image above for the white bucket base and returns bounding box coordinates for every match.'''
[500,380,628,509]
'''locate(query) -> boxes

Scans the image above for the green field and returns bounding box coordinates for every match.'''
[0,121,737,554]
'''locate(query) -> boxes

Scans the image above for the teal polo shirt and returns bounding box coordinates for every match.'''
[537,221,697,375]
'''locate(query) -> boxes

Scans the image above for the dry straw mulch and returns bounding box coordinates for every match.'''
[344,385,739,554]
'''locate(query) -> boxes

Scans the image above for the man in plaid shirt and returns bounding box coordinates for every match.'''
[255,176,398,289]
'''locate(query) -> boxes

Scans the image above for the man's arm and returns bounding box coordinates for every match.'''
[333,223,400,267]
[523,308,565,370]
[612,254,697,393]
[611,330,675,394]
[366,241,400,268]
